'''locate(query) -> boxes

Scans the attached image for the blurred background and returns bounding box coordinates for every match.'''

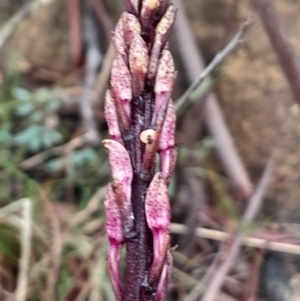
[0,0,300,300]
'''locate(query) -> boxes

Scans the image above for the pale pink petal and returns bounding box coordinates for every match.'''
[104,184,123,243]
[145,172,171,231]
[112,16,126,62]
[111,54,132,125]
[141,0,160,27]
[158,100,176,151]
[148,4,176,79]
[123,12,141,46]
[102,139,133,203]
[129,34,149,97]
[104,90,122,142]
[153,50,175,123]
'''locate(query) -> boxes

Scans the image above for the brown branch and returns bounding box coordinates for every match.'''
[172,0,253,198]
[251,0,300,105]
[67,0,82,66]
[170,222,300,255]
[175,20,251,112]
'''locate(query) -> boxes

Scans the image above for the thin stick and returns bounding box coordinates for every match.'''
[173,0,253,198]
[251,0,300,105]
[170,223,300,255]
[19,131,99,170]
[15,199,32,301]
[175,20,250,112]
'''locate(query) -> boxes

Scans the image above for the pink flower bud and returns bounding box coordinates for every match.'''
[141,0,160,27]
[153,50,175,123]
[158,96,176,150]
[112,17,126,62]
[155,249,173,301]
[129,34,149,97]
[102,139,133,203]
[104,90,122,143]
[123,13,141,47]
[145,173,171,282]
[111,55,132,128]
[158,100,176,184]
[156,4,176,40]
[104,184,124,244]
[145,172,171,231]
[148,4,176,78]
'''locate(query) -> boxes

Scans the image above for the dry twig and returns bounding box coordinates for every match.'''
[170,222,300,255]
[67,0,82,66]
[19,131,99,170]
[175,20,251,112]
[14,199,32,301]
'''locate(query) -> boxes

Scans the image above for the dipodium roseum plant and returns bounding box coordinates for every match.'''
[102,1,177,300]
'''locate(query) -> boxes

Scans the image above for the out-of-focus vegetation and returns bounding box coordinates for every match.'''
[1,0,300,300]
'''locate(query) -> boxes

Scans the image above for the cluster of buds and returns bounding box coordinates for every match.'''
[103,1,177,300]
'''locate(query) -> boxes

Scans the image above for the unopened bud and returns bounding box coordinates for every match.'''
[145,172,171,234]
[112,17,126,61]
[141,0,160,27]
[153,50,175,123]
[104,90,122,143]
[148,5,176,78]
[156,4,176,37]
[123,12,141,47]
[104,184,124,244]
[102,139,133,203]
[112,183,135,239]
[145,173,171,281]
[129,34,149,97]
[158,100,175,151]
[158,100,176,184]
[111,55,132,127]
